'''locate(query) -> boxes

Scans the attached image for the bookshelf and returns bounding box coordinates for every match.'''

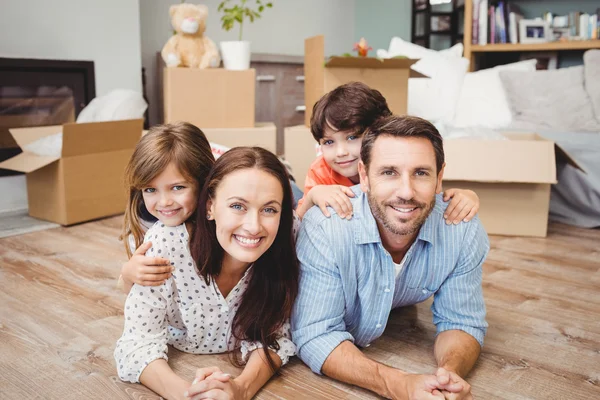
[463,0,600,70]
[411,0,463,50]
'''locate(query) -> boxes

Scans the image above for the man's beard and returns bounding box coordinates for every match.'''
[368,192,436,236]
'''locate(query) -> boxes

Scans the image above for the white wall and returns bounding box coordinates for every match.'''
[0,0,142,213]
[0,0,142,96]
[140,0,355,125]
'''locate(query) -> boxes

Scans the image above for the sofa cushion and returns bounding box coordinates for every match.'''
[499,66,600,132]
[453,60,537,129]
[584,49,600,122]
[382,37,469,124]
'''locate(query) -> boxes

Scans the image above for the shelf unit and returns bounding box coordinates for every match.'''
[463,0,600,70]
[412,0,463,49]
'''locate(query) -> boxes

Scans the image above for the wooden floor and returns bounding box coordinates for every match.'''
[1,217,599,400]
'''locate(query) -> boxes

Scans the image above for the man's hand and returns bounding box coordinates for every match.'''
[386,373,446,400]
[435,368,473,400]
[121,241,172,287]
[307,184,355,219]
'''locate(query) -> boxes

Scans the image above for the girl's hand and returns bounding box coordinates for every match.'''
[443,189,479,225]
[308,185,355,220]
[121,241,172,287]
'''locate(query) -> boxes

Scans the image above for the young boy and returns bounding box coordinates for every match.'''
[296,82,479,223]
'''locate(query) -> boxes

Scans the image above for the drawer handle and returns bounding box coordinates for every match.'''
[295,75,305,82]
[257,75,276,82]
[295,105,306,112]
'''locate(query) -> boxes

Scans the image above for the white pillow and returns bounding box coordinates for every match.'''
[384,37,469,124]
[76,89,147,123]
[452,59,537,129]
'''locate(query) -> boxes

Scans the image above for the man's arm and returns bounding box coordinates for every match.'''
[431,218,489,378]
[323,341,450,400]
[291,217,354,373]
[434,330,481,378]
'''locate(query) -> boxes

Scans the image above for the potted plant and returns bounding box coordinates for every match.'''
[218,0,273,70]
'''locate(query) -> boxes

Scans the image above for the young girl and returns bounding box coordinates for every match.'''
[115,144,299,400]
[118,122,215,291]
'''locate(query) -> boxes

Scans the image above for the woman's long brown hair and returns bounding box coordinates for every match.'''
[120,122,215,258]
[190,147,299,372]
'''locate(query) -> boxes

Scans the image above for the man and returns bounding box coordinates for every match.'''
[291,115,489,399]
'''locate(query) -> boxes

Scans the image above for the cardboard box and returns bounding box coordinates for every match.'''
[0,96,75,149]
[202,123,277,154]
[443,133,581,237]
[304,35,425,126]
[163,67,255,128]
[0,119,143,225]
[284,124,317,189]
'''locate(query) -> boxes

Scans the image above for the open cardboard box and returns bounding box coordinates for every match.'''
[304,35,426,126]
[163,67,255,129]
[0,119,143,225]
[443,133,583,237]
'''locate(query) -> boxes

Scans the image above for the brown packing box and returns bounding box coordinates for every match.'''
[443,133,582,237]
[304,35,426,127]
[163,67,255,129]
[284,124,317,189]
[0,119,143,225]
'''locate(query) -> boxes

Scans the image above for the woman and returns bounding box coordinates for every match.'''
[115,147,299,400]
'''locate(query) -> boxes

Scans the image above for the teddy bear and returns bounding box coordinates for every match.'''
[161,3,221,69]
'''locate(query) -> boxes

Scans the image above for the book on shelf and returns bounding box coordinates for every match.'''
[470,1,600,46]
[489,4,495,44]
[472,0,480,44]
[495,1,508,44]
[478,0,488,45]
[507,2,524,44]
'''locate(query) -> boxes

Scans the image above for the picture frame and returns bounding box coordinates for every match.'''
[518,19,551,44]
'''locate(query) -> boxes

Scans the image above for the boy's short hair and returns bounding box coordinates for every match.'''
[310,82,392,142]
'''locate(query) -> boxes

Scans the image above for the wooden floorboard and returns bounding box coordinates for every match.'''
[1,217,599,399]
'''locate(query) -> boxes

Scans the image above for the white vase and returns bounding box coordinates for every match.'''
[220,41,251,70]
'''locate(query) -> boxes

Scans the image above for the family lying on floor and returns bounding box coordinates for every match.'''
[114,82,489,400]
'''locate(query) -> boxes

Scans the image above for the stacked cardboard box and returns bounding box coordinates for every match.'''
[162,66,276,152]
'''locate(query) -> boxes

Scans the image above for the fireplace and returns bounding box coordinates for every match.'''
[0,57,96,175]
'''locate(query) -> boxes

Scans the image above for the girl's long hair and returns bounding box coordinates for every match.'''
[120,122,215,257]
[190,147,299,372]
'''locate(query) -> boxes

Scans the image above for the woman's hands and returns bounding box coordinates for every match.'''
[185,367,247,400]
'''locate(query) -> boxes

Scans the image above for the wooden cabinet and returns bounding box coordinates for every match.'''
[251,54,305,155]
